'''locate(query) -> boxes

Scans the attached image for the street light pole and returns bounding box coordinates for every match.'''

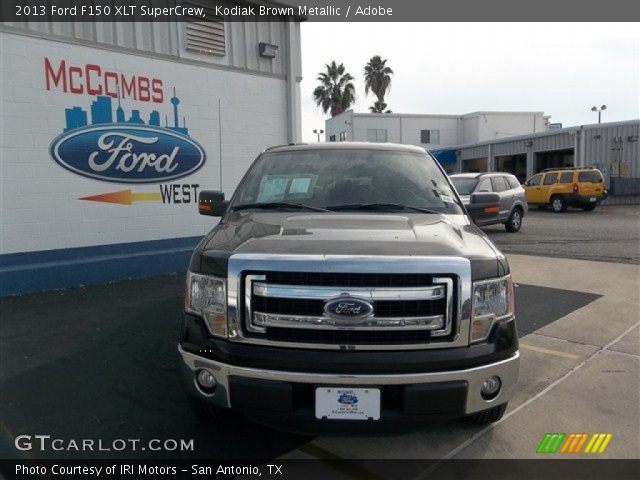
[590,105,607,124]
[313,129,324,142]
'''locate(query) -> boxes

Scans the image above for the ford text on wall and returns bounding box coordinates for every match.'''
[0,31,290,295]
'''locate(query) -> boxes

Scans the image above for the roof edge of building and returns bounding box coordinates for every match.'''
[436,119,640,151]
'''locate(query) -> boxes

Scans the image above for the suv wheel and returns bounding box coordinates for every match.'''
[551,195,567,213]
[504,208,523,232]
[466,403,508,425]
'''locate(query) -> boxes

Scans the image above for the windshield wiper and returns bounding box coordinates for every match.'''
[326,203,441,214]
[231,202,330,212]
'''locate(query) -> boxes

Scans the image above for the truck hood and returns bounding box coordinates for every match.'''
[194,211,507,279]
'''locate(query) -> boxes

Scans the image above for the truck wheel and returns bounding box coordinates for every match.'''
[504,208,523,232]
[466,403,507,425]
[551,195,567,213]
[582,203,597,211]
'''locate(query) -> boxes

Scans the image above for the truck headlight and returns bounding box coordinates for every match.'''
[185,272,227,338]
[471,275,514,343]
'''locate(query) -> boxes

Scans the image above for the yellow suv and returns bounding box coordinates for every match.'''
[523,167,607,213]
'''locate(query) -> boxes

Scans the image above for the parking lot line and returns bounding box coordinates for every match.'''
[423,319,640,469]
[518,342,580,360]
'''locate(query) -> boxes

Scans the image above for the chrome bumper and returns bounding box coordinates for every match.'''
[179,346,520,415]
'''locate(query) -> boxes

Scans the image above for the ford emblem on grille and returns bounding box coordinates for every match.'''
[324,296,374,319]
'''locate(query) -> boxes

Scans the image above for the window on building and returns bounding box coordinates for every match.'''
[366,129,388,143]
[559,172,574,183]
[476,177,493,192]
[184,1,226,56]
[420,130,440,144]
[339,131,347,142]
[329,135,336,142]
[543,173,558,185]
[491,176,510,192]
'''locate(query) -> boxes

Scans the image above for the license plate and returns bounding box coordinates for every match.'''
[589,197,596,202]
[315,387,381,420]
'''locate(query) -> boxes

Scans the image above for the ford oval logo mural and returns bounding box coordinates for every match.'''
[49,91,206,184]
[50,125,206,184]
[324,297,374,319]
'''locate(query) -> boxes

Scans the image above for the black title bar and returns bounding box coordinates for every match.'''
[1,0,640,22]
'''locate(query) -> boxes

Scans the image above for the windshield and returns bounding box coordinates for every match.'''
[450,177,478,195]
[232,149,464,214]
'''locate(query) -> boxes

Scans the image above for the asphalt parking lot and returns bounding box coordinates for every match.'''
[484,205,640,264]
[1,206,638,470]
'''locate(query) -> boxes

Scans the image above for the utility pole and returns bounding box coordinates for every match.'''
[313,129,324,142]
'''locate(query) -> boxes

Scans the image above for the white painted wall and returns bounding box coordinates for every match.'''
[0,31,292,255]
[326,110,549,148]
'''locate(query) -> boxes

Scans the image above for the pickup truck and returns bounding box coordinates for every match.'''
[179,142,519,432]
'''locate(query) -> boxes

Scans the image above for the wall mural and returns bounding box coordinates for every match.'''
[45,58,206,205]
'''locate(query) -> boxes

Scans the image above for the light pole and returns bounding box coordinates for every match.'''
[590,105,607,124]
[313,129,324,142]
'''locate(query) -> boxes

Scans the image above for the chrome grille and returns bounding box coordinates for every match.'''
[226,254,471,351]
[244,274,453,342]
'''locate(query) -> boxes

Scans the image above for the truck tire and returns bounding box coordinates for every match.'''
[466,403,508,425]
[504,208,523,232]
[551,195,567,213]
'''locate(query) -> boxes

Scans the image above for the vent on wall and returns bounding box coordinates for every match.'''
[183,0,226,56]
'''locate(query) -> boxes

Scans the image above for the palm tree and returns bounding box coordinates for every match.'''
[369,101,391,114]
[364,56,393,113]
[312,61,356,117]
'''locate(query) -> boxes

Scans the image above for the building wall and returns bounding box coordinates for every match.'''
[326,110,548,148]
[450,121,640,203]
[468,112,549,141]
[0,18,300,295]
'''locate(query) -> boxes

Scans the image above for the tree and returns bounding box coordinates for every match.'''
[364,55,393,113]
[369,101,391,114]
[312,61,356,117]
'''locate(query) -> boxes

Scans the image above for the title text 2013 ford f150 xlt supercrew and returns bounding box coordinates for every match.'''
[179,143,519,432]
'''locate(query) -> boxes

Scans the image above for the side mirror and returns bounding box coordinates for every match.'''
[467,192,501,225]
[198,190,228,217]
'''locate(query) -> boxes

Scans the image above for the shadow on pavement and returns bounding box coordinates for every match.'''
[0,275,600,459]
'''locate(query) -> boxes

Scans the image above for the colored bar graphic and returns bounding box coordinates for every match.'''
[536,433,565,453]
[539,433,613,454]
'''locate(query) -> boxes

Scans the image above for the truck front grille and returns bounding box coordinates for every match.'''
[242,272,455,348]
[265,272,434,288]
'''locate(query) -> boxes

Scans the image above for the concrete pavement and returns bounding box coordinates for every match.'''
[280,254,640,465]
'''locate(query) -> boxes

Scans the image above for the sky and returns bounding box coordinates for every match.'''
[299,22,640,143]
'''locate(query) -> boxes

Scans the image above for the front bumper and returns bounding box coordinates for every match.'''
[179,345,520,426]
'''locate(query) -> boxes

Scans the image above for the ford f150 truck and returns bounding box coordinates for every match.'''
[179,143,519,432]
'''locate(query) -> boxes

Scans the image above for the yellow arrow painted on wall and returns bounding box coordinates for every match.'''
[79,189,162,205]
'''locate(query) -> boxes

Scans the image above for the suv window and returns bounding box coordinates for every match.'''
[559,172,574,183]
[543,173,558,185]
[506,176,521,189]
[528,175,542,186]
[578,170,604,183]
[491,176,509,192]
[476,177,492,192]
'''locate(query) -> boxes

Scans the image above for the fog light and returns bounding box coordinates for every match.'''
[481,376,501,399]
[196,369,217,392]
